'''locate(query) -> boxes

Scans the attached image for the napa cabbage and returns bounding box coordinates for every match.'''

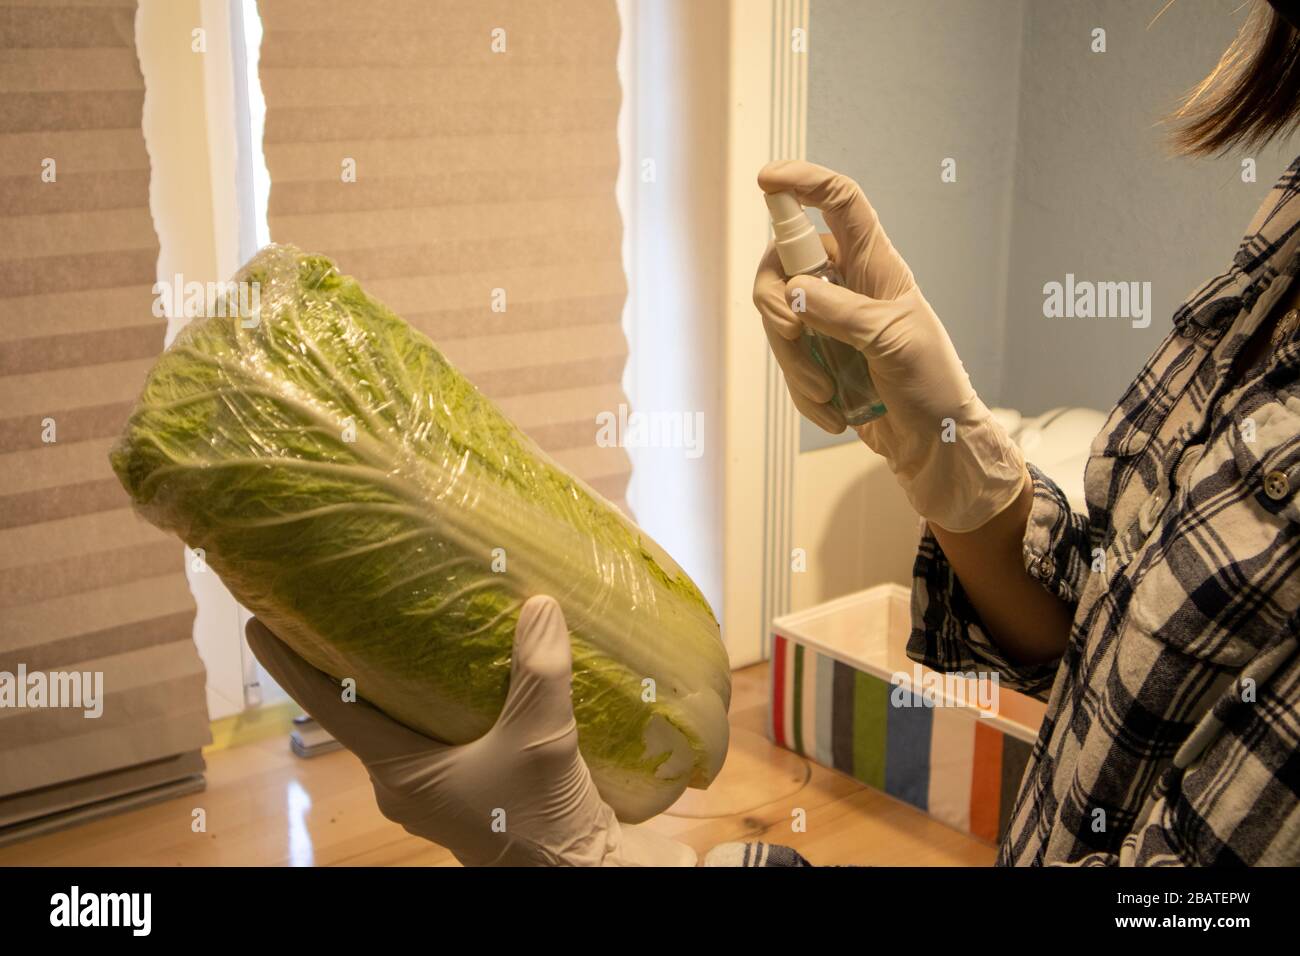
[111,244,730,822]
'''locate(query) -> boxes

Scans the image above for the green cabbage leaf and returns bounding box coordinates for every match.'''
[111,244,730,822]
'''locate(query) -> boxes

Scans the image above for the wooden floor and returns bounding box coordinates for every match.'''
[0,663,995,866]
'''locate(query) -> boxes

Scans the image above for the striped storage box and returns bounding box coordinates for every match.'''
[770,585,1046,844]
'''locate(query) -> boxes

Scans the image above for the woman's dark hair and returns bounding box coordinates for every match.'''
[1170,1,1300,155]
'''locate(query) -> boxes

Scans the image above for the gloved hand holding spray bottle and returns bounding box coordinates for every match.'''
[764,190,886,425]
[756,161,1026,534]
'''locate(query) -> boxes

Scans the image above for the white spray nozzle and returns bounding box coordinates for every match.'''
[764,190,828,277]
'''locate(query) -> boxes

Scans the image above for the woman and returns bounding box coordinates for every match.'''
[248,0,1300,865]
[742,0,1300,866]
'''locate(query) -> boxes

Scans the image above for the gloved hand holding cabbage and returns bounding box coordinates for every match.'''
[247,596,696,866]
[111,245,730,849]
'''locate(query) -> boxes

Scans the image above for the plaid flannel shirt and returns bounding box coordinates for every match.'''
[909,156,1300,866]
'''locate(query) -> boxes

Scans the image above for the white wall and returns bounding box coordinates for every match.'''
[791,443,918,608]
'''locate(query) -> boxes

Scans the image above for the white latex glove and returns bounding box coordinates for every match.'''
[246,595,695,867]
[754,160,1026,533]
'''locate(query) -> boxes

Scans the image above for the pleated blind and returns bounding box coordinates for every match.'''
[0,0,210,837]
[256,0,633,510]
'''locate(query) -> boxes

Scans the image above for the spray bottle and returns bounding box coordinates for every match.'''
[764,191,886,425]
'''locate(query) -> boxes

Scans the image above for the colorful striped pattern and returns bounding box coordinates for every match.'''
[770,634,1033,844]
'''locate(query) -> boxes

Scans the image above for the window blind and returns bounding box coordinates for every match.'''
[255,0,634,511]
[0,0,210,837]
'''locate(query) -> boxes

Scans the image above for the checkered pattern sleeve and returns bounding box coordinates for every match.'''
[907,463,1085,702]
[1021,462,1095,605]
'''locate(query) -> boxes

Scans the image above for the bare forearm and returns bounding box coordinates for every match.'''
[927,468,1072,665]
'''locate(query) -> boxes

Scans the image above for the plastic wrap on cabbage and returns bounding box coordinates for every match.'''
[110,244,730,822]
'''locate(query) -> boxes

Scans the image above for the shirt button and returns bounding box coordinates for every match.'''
[1139,492,1165,534]
[1265,470,1290,501]
[1177,445,1205,488]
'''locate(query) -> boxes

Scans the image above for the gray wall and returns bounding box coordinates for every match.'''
[805,0,1297,438]
[804,0,1024,449]
[1003,0,1293,412]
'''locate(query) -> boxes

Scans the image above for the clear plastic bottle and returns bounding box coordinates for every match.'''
[764,191,886,425]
